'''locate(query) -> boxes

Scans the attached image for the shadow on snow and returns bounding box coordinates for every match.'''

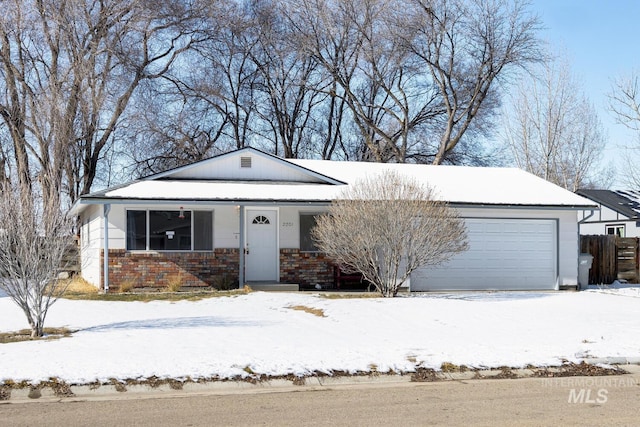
[81,316,263,333]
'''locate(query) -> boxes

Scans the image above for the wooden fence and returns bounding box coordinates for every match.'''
[580,235,640,284]
[60,237,80,276]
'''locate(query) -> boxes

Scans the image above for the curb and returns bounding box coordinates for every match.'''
[3,360,639,403]
[585,357,640,365]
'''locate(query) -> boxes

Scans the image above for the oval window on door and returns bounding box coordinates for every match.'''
[252,215,270,225]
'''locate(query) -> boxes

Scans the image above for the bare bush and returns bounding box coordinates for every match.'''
[312,170,468,297]
[0,185,73,337]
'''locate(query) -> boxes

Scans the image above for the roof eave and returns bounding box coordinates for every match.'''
[74,197,599,211]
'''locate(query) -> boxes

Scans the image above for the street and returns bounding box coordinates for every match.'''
[2,373,640,426]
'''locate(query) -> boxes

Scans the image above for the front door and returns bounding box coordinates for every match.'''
[245,209,278,281]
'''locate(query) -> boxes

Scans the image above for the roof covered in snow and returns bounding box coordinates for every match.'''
[75,147,597,211]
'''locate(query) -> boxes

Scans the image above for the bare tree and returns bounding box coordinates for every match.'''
[0,184,73,337]
[0,0,202,208]
[609,69,640,187]
[609,69,640,132]
[187,2,260,150]
[123,83,231,177]
[503,58,610,191]
[288,0,441,163]
[312,170,467,297]
[247,1,328,158]
[404,0,543,164]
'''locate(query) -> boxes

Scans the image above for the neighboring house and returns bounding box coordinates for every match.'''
[72,147,597,292]
[576,189,640,237]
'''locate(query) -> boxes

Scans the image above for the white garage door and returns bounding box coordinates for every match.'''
[411,218,557,291]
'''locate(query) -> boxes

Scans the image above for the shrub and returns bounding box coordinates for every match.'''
[312,170,468,297]
[118,280,136,293]
[213,274,233,291]
[165,274,183,293]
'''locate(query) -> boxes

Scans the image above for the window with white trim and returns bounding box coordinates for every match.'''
[606,224,625,237]
[126,210,213,251]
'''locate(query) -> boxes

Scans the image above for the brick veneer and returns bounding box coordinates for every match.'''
[100,248,335,291]
[101,249,239,291]
[279,249,334,287]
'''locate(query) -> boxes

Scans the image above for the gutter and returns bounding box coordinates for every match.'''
[71,197,598,211]
[578,208,597,225]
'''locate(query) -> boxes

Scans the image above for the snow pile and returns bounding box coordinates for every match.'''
[1,290,639,384]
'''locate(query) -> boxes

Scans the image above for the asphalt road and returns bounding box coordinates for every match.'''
[2,374,640,426]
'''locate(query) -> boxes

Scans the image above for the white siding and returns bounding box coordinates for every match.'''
[578,205,640,237]
[106,205,127,250]
[169,152,326,183]
[579,220,640,237]
[79,204,102,287]
[279,206,328,249]
[215,206,238,248]
[279,207,299,248]
[597,205,629,222]
[83,203,580,291]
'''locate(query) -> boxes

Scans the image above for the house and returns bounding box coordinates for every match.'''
[576,189,640,237]
[71,147,597,292]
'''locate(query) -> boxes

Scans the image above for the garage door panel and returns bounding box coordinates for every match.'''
[411,218,557,291]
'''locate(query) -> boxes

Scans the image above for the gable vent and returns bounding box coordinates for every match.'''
[240,156,252,168]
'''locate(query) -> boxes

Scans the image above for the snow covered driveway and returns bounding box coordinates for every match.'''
[1,288,639,384]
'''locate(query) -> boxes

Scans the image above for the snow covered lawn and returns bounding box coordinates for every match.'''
[1,287,640,384]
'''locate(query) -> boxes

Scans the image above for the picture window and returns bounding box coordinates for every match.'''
[126,210,213,251]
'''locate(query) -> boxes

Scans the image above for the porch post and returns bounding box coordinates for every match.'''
[103,203,111,293]
[238,205,245,288]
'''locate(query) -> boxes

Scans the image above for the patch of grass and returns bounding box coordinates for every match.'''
[62,288,251,302]
[368,364,380,376]
[59,276,98,295]
[109,378,127,393]
[165,274,183,293]
[118,279,136,293]
[287,305,326,317]
[531,361,627,377]
[411,367,440,382]
[440,362,468,373]
[291,376,306,386]
[0,327,74,344]
[213,275,234,291]
[39,378,74,397]
[491,367,518,379]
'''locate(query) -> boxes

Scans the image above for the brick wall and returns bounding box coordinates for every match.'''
[100,248,335,291]
[101,249,239,291]
[279,249,334,287]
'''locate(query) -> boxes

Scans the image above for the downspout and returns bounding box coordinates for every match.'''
[103,204,111,293]
[578,209,596,226]
[238,205,245,289]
